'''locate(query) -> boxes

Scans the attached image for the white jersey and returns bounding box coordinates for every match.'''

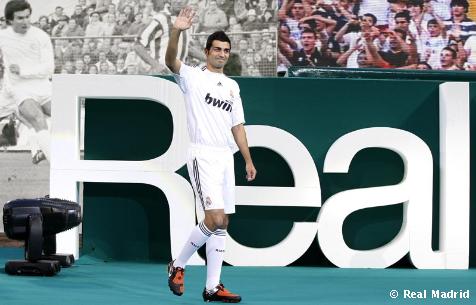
[174,63,245,149]
[0,86,17,118]
[0,26,54,99]
[423,35,448,69]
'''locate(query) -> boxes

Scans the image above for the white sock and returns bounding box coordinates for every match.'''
[174,222,212,268]
[28,132,40,157]
[36,129,50,160]
[205,229,226,291]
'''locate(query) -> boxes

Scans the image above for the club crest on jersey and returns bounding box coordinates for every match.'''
[204,93,232,112]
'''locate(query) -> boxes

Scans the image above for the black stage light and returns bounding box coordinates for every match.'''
[3,197,82,276]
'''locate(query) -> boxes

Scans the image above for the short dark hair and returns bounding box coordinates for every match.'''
[5,0,31,22]
[427,18,439,26]
[362,13,377,25]
[450,0,469,10]
[205,31,231,50]
[442,46,457,59]
[408,0,423,8]
[301,28,316,37]
[395,11,411,22]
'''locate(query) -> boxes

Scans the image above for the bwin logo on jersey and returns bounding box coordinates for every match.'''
[204,93,232,112]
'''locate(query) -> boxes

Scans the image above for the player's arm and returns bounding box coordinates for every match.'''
[165,6,195,74]
[231,123,257,181]
[165,28,183,73]
[19,33,54,79]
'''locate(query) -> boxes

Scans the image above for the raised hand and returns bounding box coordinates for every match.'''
[173,6,195,31]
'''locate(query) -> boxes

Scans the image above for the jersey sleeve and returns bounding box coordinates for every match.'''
[231,83,245,127]
[173,62,195,93]
[20,31,54,79]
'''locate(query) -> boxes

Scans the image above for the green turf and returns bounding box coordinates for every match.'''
[0,248,475,305]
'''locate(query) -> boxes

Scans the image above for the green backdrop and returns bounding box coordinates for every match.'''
[81,74,475,267]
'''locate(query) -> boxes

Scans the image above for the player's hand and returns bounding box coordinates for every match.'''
[9,64,20,75]
[173,6,195,31]
[245,162,257,182]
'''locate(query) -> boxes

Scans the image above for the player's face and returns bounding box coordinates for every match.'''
[395,17,409,30]
[452,5,466,16]
[357,50,371,67]
[265,44,274,57]
[428,23,441,37]
[11,9,31,34]
[440,50,455,67]
[75,60,84,70]
[205,40,231,70]
[408,4,422,17]
[301,33,316,51]
[360,16,373,27]
[291,4,304,19]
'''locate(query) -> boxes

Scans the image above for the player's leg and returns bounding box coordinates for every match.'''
[168,151,218,296]
[15,112,44,163]
[18,99,50,161]
[41,100,51,117]
[204,210,227,290]
[32,99,51,163]
[202,152,241,303]
[203,221,241,303]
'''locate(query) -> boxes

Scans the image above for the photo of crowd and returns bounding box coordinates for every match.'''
[278,0,476,71]
[0,0,278,77]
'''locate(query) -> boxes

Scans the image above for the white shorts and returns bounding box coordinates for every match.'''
[187,143,236,214]
[5,84,51,107]
[0,89,17,118]
[14,91,50,107]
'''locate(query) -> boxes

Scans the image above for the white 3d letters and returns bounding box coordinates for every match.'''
[51,76,470,269]
[224,125,321,266]
[318,127,435,268]
[51,75,202,264]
